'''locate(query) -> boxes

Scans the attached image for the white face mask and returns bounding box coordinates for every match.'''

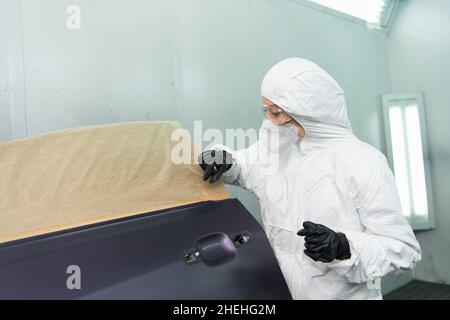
[259,119,300,154]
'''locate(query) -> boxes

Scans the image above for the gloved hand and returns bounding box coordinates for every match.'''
[297,221,351,263]
[198,149,233,183]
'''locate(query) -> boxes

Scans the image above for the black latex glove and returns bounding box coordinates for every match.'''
[297,221,351,263]
[198,150,233,183]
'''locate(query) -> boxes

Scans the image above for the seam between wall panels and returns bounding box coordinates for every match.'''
[19,0,28,137]
[172,0,187,131]
[271,0,283,61]
[7,0,28,139]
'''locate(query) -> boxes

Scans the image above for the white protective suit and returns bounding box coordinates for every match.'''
[215,58,421,299]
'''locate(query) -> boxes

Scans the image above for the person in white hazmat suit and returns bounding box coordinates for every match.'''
[198,58,421,300]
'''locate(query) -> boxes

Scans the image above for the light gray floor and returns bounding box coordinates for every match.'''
[384,280,450,300]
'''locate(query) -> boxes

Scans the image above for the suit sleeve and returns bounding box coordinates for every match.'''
[208,143,267,199]
[327,153,422,284]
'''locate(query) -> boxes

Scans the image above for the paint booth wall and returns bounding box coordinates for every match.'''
[388,0,450,285]
[0,0,12,141]
[1,0,411,293]
[0,0,391,220]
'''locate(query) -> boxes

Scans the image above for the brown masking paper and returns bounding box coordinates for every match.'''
[0,121,229,243]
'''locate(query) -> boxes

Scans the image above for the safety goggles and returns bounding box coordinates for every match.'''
[262,103,283,113]
[262,103,293,125]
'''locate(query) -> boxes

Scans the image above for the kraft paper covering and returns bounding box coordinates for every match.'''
[0,121,229,243]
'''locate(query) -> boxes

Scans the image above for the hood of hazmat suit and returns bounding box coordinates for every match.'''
[212,58,421,300]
